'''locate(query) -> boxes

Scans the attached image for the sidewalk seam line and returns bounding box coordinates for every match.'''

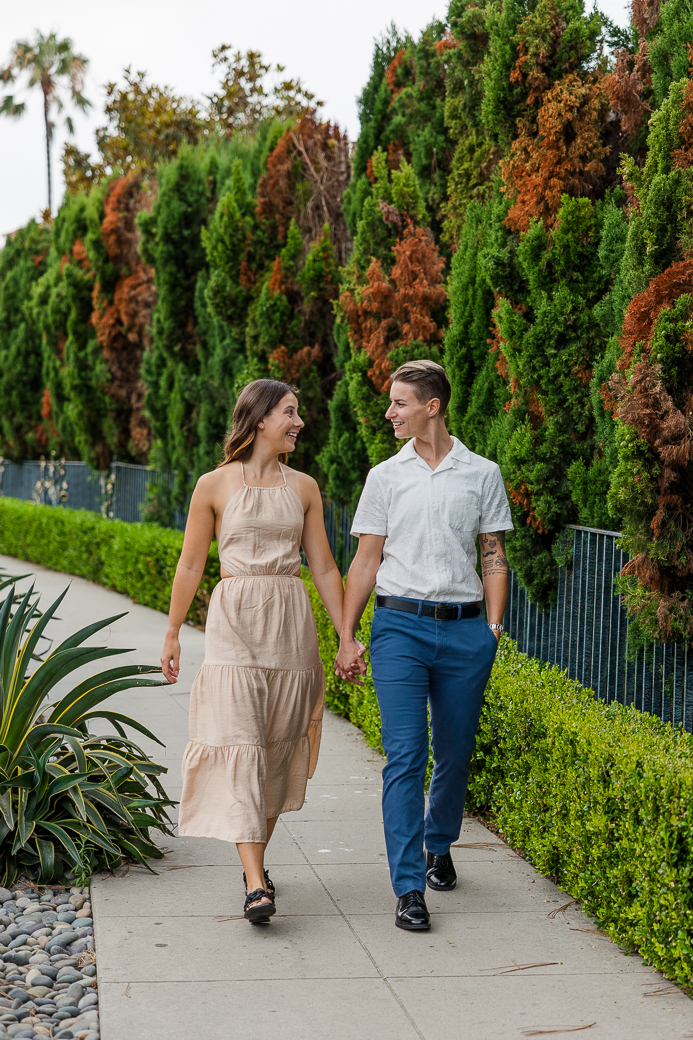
[280,818,428,1040]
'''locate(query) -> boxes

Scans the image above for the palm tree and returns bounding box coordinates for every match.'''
[0,32,90,214]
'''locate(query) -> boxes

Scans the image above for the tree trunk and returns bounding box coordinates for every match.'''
[43,91,52,214]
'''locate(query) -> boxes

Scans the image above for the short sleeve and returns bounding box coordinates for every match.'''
[478,463,514,533]
[351,468,388,537]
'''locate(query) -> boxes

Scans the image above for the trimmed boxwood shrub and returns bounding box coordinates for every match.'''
[0,498,218,627]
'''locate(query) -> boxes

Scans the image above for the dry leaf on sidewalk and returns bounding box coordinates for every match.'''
[521,1025,596,1036]
[482,961,561,974]
[548,900,579,918]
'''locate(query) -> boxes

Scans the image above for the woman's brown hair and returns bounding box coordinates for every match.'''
[217,379,298,467]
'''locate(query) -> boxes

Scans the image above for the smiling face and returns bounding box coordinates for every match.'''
[385,380,441,440]
[259,392,304,454]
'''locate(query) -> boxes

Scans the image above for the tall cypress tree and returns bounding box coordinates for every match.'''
[0,220,52,459]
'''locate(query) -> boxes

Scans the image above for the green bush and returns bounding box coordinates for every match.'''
[0,499,219,627]
[305,571,693,987]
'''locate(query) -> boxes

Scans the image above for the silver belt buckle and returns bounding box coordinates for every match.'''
[434,604,446,621]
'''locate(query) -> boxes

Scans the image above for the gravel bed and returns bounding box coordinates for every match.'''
[0,884,97,1040]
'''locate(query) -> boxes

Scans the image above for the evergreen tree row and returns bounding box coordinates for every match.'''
[2,3,693,642]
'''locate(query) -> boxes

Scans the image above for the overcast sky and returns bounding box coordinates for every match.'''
[0,0,630,240]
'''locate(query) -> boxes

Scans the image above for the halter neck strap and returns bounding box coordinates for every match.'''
[240,461,287,489]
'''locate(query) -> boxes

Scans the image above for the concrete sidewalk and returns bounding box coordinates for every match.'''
[2,553,693,1040]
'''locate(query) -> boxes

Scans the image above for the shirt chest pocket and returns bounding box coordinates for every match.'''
[443,489,480,533]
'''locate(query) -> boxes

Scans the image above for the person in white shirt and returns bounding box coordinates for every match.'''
[335,359,513,931]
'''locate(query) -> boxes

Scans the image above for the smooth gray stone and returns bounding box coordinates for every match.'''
[3,955,29,967]
[54,1032,75,1039]
[65,984,84,1001]
[55,971,82,983]
[56,914,75,925]
[0,892,12,905]
[77,994,98,1010]
[52,932,77,945]
[80,966,96,978]
[52,1011,73,1021]
[6,994,29,1006]
[73,919,92,928]
[29,977,53,990]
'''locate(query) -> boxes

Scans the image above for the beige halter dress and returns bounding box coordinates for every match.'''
[178,464,325,844]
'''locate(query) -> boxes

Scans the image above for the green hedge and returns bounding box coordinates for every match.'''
[306,572,693,987]
[0,498,219,626]
[3,499,693,985]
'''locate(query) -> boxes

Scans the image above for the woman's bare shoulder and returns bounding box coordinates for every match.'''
[194,465,242,504]
[284,466,318,492]
[284,466,320,509]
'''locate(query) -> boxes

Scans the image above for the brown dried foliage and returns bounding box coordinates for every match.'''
[609,261,693,637]
[90,172,156,462]
[269,343,322,382]
[503,72,610,233]
[631,0,660,37]
[507,481,549,534]
[38,387,57,446]
[604,41,653,139]
[510,2,568,107]
[385,50,406,98]
[256,113,351,263]
[340,221,447,392]
[612,362,693,629]
[616,259,693,372]
[434,31,459,56]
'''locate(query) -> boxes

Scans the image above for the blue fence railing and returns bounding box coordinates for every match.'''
[1,459,690,729]
[506,525,693,732]
[0,457,357,575]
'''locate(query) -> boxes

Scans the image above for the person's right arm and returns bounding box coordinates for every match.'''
[334,533,385,685]
[160,477,216,683]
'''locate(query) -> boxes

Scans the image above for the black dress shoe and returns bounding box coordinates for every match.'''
[396,890,431,931]
[426,850,457,891]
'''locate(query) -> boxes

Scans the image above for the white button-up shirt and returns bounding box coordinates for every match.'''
[351,437,513,603]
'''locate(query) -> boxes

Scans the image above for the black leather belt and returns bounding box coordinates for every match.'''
[375,595,481,621]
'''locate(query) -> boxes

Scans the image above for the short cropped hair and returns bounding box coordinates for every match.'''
[390,359,451,413]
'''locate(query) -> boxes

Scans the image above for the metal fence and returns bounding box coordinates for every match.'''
[0,457,358,575]
[1,459,690,729]
[506,525,693,732]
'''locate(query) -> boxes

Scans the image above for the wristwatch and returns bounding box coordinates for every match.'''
[488,623,504,633]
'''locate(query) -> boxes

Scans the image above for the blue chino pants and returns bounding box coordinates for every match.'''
[369,604,498,896]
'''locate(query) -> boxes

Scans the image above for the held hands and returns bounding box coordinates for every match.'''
[334,638,368,686]
[161,630,181,684]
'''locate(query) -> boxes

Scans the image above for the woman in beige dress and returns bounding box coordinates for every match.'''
[160,380,346,923]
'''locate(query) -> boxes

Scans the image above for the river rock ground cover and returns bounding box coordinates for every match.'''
[0,884,97,1040]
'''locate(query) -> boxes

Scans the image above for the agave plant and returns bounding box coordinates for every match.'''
[0,581,174,885]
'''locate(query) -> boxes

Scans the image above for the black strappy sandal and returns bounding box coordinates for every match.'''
[243,868,275,895]
[244,888,276,923]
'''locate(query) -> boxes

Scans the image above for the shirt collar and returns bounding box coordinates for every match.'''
[396,436,471,469]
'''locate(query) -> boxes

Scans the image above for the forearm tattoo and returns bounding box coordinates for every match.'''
[480,531,509,577]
